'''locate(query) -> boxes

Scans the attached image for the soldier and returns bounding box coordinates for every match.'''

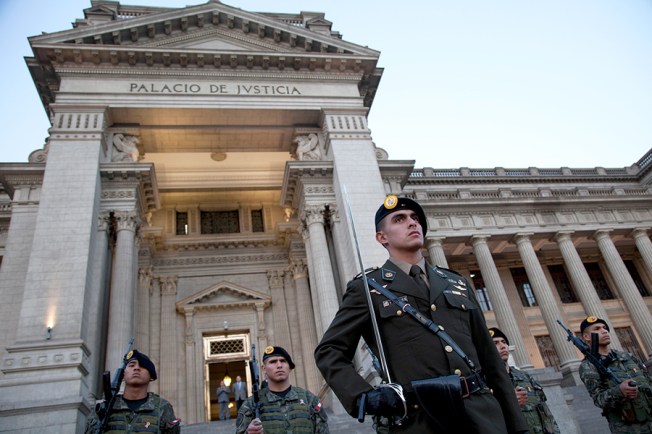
[489,327,560,434]
[236,345,329,434]
[578,316,652,433]
[314,195,527,433]
[85,350,180,433]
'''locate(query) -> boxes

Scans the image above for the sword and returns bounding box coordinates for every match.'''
[341,186,392,384]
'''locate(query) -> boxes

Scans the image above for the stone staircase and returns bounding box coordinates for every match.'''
[182,412,375,433]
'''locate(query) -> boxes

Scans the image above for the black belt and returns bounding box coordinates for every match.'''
[405,371,486,407]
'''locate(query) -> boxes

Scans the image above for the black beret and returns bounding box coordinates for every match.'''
[580,316,610,334]
[488,327,509,346]
[125,349,157,381]
[262,345,295,369]
[374,195,427,233]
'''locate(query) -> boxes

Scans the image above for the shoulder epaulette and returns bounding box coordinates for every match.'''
[354,267,379,279]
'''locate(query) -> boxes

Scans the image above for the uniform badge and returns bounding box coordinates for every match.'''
[383,194,398,210]
[264,346,275,355]
[453,285,467,292]
[382,269,396,280]
[315,401,323,411]
[124,350,133,361]
[383,300,392,307]
[435,268,447,278]
[145,422,150,428]
[586,316,598,323]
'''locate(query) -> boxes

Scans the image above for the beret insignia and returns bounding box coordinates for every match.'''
[383,194,398,210]
[587,316,598,323]
[264,346,274,355]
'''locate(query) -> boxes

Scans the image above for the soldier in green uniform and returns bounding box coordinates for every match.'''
[236,345,328,434]
[489,327,560,434]
[315,196,527,433]
[85,350,180,433]
[578,316,652,433]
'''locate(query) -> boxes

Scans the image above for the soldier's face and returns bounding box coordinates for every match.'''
[124,360,151,386]
[262,356,290,383]
[582,323,611,346]
[492,337,510,362]
[376,210,424,252]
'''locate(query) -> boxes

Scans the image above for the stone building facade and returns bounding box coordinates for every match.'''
[0,1,650,433]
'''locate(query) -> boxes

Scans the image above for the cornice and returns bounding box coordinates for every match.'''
[280,160,334,209]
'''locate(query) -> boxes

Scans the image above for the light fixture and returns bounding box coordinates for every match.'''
[46,326,52,340]
[223,363,232,387]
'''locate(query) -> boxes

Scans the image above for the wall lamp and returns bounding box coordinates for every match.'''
[46,326,52,340]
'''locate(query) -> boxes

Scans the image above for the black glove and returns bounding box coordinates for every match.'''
[361,386,405,416]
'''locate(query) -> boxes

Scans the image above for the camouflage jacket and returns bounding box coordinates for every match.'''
[579,350,652,433]
[236,386,329,434]
[85,392,180,433]
[509,367,560,434]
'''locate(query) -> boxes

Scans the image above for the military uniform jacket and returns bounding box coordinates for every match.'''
[579,349,652,433]
[314,260,527,434]
[509,367,560,434]
[85,392,180,433]
[235,386,329,434]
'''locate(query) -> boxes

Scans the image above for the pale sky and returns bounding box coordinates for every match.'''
[1,0,651,169]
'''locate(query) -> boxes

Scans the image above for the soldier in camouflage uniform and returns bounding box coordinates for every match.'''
[85,350,180,433]
[489,327,560,434]
[236,346,328,434]
[578,316,652,433]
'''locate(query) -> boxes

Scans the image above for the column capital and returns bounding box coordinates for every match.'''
[114,210,141,232]
[513,233,534,244]
[554,231,575,242]
[290,259,308,278]
[97,211,112,232]
[159,276,178,296]
[470,234,491,246]
[592,229,613,241]
[425,236,446,248]
[267,269,285,289]
[302,205,326,226]
[631,227,652,239]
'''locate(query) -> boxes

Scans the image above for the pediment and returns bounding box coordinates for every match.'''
[29,1,378,58]
[176,280,272,313]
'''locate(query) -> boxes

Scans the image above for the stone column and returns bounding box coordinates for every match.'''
[303,205,340,335]
[514,234,579,368]
[159,276,178,400]
[105,210,140,371]
[291,259,321,393]
[594,230,652,355]
[471,236,531,368]
[149,276,161,394]
[631,228,652,279]
[183,308,197,424]
[254,303,268,351]
[267,269,292,351]
[554,232,621,347]
[283,271,305,387]
[426,237,449,268]
[300,222,323,334]
[136,266,153,354]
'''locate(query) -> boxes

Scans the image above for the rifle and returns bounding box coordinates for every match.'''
[556,320,621,384]
[96,338,135,434]
[249,344,261,419]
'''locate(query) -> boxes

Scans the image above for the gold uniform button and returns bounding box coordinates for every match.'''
[430,304,437,312]
[445,345,453,353]
[454,369,462,376]
[396,310,403,316]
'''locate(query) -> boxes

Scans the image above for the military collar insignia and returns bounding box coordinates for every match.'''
[381,268,396,281]
[433,267,447,278]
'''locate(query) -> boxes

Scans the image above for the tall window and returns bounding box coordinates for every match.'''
[176,211,188,235]
[470,270,492,311]
[584,263,614,300]
[615,327,646,361]
[548,264,578,303]
[624,260,650,297]
[510,267,537,307]
[535,335,560,371]
[251,209,264,233]
[201,210,240,234]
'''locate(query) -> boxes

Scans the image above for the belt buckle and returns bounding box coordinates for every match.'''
[460,375,470,399]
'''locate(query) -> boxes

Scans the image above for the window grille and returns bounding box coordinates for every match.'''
[535,335,560,371]
[251,209,264,233]
[201,210,240,234]
[204,335,249,361]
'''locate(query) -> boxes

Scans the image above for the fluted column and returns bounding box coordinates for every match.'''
[291,259,321,393]
[594,230,652,355]
[183,308,198,424]
[631,228,652,280]
[300,223,322,334]
[554,232,622,346]
[514,234,579,368]
[106,210,140,371]
[472,236,531,368]
[426,237,449,268]
[159,276,178,401]
[148,276,161,394]
[303,205,340,335]
[136,266,153,354]
[283,271,305,387]
[267,269,292,351]
[254,303,268,351]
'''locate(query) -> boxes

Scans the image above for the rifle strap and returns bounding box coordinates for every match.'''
[364,276,477,373]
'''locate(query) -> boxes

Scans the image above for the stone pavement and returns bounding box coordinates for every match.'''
[182,412,376,433]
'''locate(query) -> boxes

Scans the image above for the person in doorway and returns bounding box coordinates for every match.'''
[314,195,527,433]
[234,375,247,410]
[85,349,180,433]
[217,380,231,420]
[489,327,560,434]
[578,315,652,433]
[236,345,328,433]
